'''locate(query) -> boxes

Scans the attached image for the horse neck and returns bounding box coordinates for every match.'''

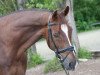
[0,11,52,56]
[15,11,51,59]
[18,10,51,40]
[16,11,51,40]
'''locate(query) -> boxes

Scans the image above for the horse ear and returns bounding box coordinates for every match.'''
[52,10,58,20]
[61,6,69,16]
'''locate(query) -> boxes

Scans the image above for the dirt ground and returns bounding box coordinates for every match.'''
[26,58,100,75]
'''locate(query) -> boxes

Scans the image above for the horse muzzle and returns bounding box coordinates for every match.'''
[62,57,76,70]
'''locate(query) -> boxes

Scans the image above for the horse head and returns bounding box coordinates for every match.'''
[45,6,76,70]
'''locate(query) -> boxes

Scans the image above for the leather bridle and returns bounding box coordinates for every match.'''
[48,20,75,63]
[48,20,75,75]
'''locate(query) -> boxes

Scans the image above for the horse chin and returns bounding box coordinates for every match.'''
[62,57,76,70]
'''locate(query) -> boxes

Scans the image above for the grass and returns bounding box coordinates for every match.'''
[27,49,44,68]
[78,47,92,59]
[44,57,63,73]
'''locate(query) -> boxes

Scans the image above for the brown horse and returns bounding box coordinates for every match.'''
[0,6,76,75]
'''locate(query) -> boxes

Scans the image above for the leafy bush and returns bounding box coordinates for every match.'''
[0,0,17,16]
[25,0,61,10]
[27,49,44,68]
[44,57,62,73]
[74,0,100,32]
[76,20,96,32]
[78,47,92,59]
[74,0,100,21]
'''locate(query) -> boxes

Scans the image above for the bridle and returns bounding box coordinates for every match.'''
[48,16,75,75]
[48,20,74,62]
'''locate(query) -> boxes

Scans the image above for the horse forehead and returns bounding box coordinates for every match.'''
[61,24,68,34]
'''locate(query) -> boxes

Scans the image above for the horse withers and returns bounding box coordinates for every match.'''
[0,6,76,75]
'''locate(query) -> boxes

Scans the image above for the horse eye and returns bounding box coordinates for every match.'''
[53,33,59,38]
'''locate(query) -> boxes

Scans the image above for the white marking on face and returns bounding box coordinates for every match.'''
[61,24,72,46]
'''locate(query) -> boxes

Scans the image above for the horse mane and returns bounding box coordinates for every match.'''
[0,8,52,18]
[0,8,52,19]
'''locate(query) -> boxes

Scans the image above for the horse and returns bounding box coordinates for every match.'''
[0,6,76,75]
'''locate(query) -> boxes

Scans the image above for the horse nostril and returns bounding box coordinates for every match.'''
[69,62,72,67]
[62,58,76,70]
[69,62,75,70]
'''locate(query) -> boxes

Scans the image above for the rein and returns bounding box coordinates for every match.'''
[48,17,75,75]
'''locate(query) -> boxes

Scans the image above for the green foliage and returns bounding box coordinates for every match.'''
[27,49,44,68]
[0,0,17,16]
[74,0,100,32]
[76,18,96,32]
[25,0,63,10]
[78,47,92,59]
[44,57,62,73]
[74,0,100,21]
[76,20,89,32]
